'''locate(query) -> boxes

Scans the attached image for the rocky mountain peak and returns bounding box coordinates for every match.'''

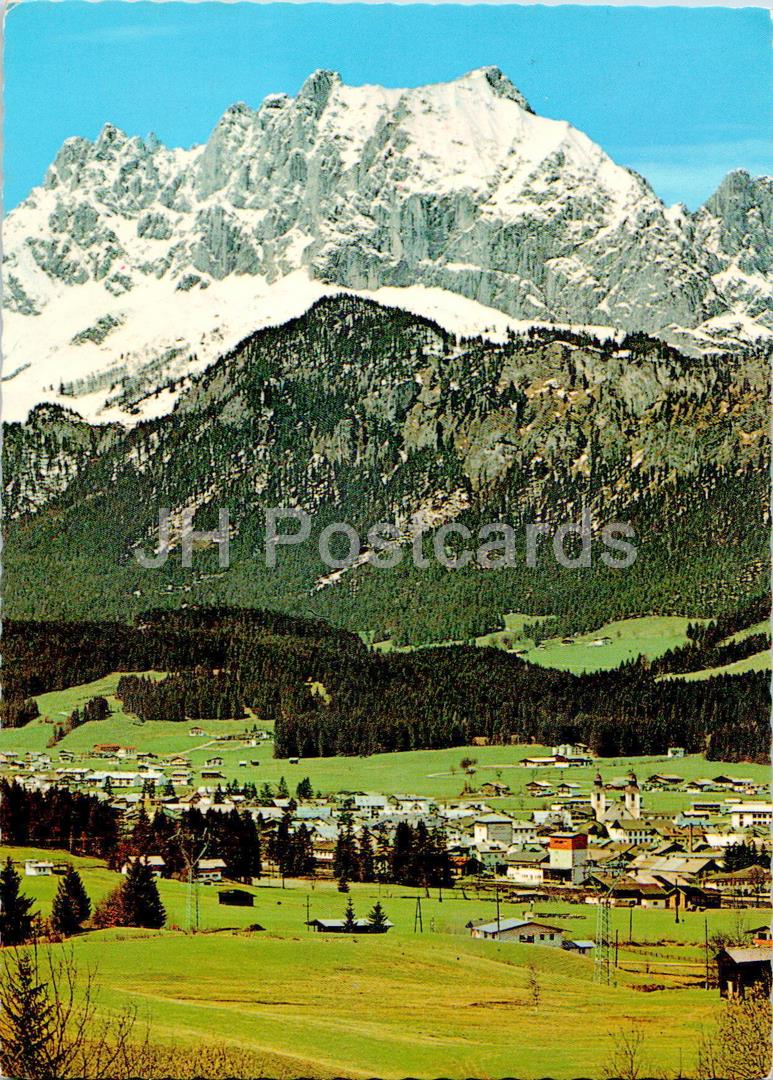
[3,69,771,425]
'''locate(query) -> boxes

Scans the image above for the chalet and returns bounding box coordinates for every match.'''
[509,820,538,846]
[122,855,166,878]
[526,781,554,797]
[646,774,684,789]
[206,757,224,767]
[744,926,773,947]
[25,859,54,876]
[188,727,207,737]
[116,746,137,759]
[312,840,337,875]
[470,918,565,946]
[194,858,227,883]
[480,782,511,797]
[201,769,225,781]
[93,744,121,758]
[352,794,389,817]
[667,747,686,758]
[552,743,593,758]
[168,755,189,767]
[716,948,772,999]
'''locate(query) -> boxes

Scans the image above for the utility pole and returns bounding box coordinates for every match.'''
[614,929,619,968]
[306,894,310,931]
[628,905,633,944]
[414,896,423,933]
[495,884,501,934]
[704,917,710,990]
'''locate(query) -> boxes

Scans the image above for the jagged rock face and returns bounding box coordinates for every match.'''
[3,67,772,424]
[3,404,120,517]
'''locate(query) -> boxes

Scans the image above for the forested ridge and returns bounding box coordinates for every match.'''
[4,297,769,645]
[3,606,768,762]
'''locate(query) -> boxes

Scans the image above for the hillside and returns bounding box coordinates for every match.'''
[2,608,769,762]
[3,296,770,644]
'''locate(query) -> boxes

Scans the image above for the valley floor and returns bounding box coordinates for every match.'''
[5,849,765,1080]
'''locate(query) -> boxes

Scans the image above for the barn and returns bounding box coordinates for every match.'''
[716,947,772,998]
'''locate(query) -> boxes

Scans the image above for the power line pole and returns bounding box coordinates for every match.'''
[414,896,423,933]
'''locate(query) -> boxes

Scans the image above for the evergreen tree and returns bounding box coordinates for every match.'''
[119,860,166,929]
[51,867,91,936]
[0,858,35,945]
[295,776,313,801]
[334,813,359,883]
[343,896,357,932]
[366,901,389,932]
[277,776,289,799]
[0,950,54,1078]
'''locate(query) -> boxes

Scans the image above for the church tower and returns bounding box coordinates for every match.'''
[590,771,606,822]
[624,770,641,820]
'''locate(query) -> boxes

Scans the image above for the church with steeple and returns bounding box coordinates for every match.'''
[591,769,641,823]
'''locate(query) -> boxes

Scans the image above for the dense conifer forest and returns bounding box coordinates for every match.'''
[3,606,769,762]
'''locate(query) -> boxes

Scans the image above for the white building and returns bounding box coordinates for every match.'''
[729,803,773,829]
[25,859,54,876]
[473,814,514,846]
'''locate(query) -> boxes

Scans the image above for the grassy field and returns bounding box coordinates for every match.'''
[669,649,771,681]
[377,614,706,674]
[5,844,766,1079]
[2,681,768,817]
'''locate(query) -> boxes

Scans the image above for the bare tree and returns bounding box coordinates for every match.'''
[0,944,146,1080]
[697,988,772,1080]
[601,1023,649,1080]
[526,962,541,1007]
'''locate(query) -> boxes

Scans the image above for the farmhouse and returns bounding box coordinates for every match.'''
[25,859,55,876]
[716,948,772,999]
[122,854,166,878]
[470,918,565,946]
[195,858,228,883]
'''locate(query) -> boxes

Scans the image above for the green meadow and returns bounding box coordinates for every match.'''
[5,845,766,1079]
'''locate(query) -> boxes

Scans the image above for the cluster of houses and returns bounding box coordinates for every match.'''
[5,744,771,911]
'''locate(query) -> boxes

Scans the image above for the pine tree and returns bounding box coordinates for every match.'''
[51,867,91,936]
[366,901,389,932]
[295,776,313,801]
[343,896,357,932]
[0,858,35,945]
[277,776,289,799]
[119,860,166,929]
[0,950,55,1078]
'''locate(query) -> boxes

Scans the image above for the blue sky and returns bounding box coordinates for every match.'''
[5,2,771,210]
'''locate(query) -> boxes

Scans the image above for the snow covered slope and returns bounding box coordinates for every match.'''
[3,67,772,424]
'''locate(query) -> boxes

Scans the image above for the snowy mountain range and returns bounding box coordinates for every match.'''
[4,67,772,425]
